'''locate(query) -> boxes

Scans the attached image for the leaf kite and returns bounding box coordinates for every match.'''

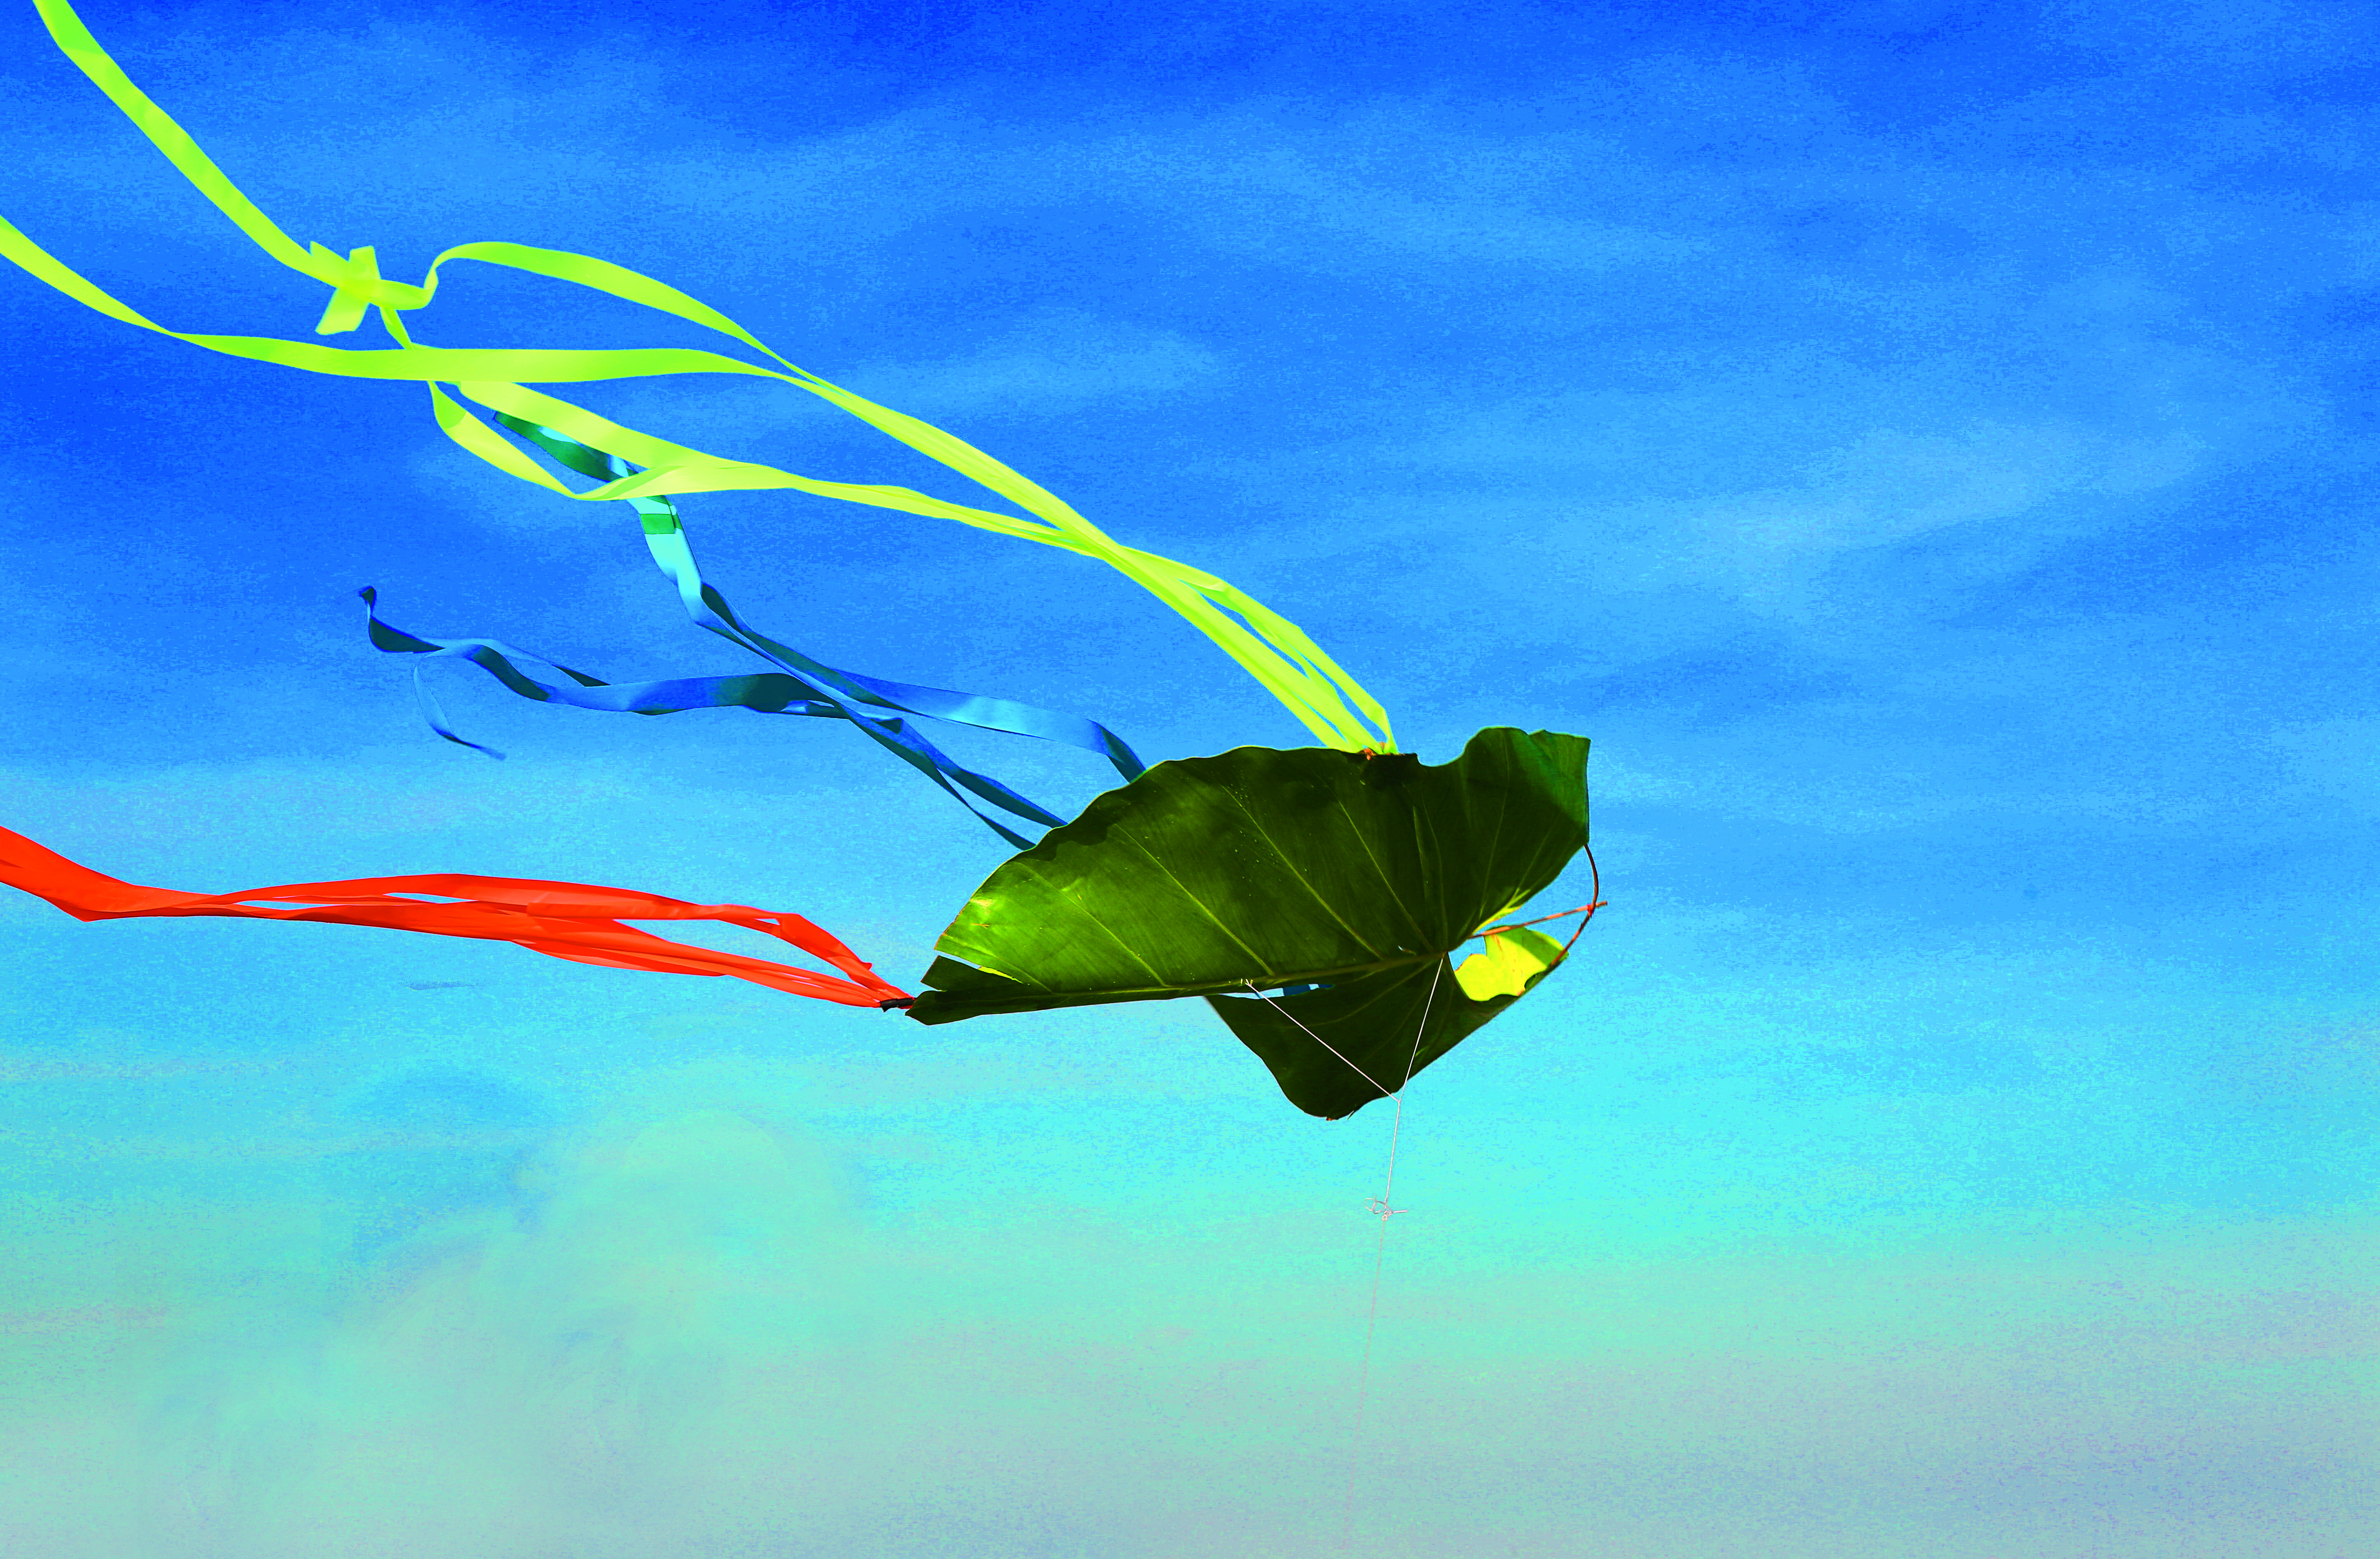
[910,727,1589,1119]
[0,0,1595,1118]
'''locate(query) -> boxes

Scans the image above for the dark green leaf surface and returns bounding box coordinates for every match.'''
[906,726,1589,1117]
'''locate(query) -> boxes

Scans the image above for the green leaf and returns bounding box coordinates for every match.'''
[906,726,1589,1118]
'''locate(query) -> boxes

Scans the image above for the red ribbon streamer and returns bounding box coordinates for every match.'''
[0,825,909,1008]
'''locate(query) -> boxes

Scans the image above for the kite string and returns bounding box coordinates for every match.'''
[1342,852,1603,1549]
[1235,963,1435,1550]
[1373,958,1438,1218]
[1340,957,1439,1552]
[1246,847,1601,1554]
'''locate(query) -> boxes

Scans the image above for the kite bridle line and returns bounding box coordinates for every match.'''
[1241,983,1393,1098]
[10,0,1396,759]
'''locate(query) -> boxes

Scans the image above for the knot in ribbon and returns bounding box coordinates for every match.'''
[303,242,431,335]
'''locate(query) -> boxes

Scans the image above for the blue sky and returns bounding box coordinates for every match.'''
[1,0,2375,1554]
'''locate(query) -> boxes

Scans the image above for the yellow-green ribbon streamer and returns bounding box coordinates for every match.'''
[11,0,1394,754]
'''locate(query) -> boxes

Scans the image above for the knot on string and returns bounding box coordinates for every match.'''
[1364,1196,1408,1220]
[303,243,431,335]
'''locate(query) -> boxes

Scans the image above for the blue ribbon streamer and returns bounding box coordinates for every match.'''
[362,413,1145,849]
